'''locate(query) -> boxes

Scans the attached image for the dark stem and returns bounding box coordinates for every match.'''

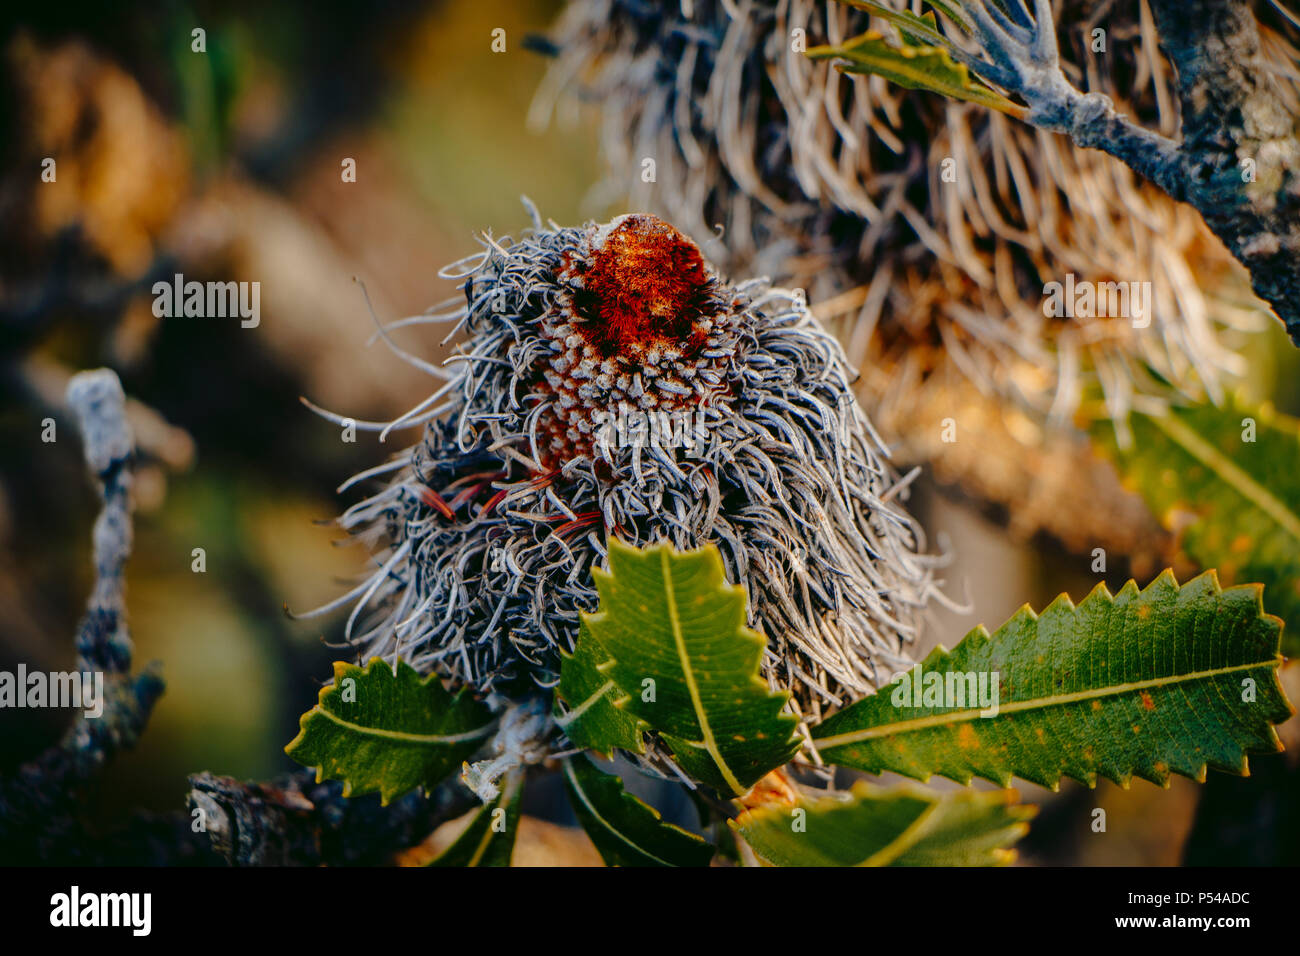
[1143,0,1300,344]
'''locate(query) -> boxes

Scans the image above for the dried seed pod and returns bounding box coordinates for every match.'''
[533,0,1286,422]
[317,212,943,755]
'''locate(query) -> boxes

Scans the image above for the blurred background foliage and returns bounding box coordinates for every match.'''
[0,0,1294,864]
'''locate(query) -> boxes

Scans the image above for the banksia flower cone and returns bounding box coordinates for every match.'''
[315,210,941,764]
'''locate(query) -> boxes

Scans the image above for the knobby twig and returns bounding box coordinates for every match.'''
[0,368,469,864]
[0,369,170,863]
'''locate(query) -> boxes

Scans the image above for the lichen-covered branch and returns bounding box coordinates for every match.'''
[0,369,167,862]
[957,0,1300,343]
[65,370,164,725]
[0,368,471,865]
[1146,0,1300,342]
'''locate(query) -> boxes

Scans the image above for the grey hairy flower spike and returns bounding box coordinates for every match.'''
[312,210,943,743]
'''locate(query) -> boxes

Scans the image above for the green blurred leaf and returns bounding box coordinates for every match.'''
[807,29,1025,117]
[813,571,1293,789]
[286,659,494,805]
[1095,397,1300,656]
[555,619,647,757]
[427,772,523,867]
[562,756,714,867]
[733,781,1034,866]
[585,539,801,796]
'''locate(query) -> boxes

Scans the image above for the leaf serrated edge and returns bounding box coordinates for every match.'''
[831,0,961,47]
[588,539,799,795]
[812,570,1294,788]
[733,783,1035,867]
[562,757,711,867]
[554,631,649,756]
[806,29,1026,118]
[285,658,497,804]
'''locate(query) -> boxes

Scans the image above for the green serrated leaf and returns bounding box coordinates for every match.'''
[584,539,801,796]
[896,9,944,48]
[807,29,1025,117]
[555,618,648,757]
[733,781,1034,867]
[1095,397,1300,657]
[926,0,973,30]
[832,1,960,48]
[813,571,1294,789]
[285,659,495,805]
[562,756,714,867]
[427,772,524,867]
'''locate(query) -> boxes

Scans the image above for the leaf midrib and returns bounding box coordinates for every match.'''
[858,800,938,867]
[318,707,496,745]
[554,679,617,728]
[563,760,675,867]
[1148,411,1300,545]
[466,773,519,867]
[835,1,953,49]
[815,658,1274,749]
[806,36,1022,116]
[660,547,745,795]
[743,794,937,867]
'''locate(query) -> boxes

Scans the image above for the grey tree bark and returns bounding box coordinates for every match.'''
[960,0,1300,343]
